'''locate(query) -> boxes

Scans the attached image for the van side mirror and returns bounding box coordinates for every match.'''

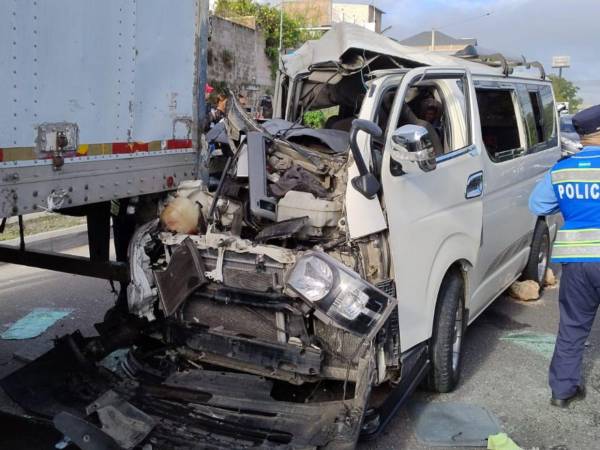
[349,119,383,200]
[390,124,437,172]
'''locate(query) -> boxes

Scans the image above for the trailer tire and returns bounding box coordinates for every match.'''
[522,220,550,287]
[426,269,465,393]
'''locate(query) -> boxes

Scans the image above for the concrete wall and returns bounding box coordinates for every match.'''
[207,16,273,110]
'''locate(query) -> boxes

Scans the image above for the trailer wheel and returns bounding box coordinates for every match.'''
[426,269,465,393]
[522,220,550,287]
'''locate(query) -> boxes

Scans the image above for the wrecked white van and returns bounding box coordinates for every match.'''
[2,24,561,449]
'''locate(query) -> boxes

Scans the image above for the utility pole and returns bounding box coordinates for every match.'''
[430,11,492,51]
[279,0,284,53]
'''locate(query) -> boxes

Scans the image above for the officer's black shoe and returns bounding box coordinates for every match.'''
[550,385,586,408]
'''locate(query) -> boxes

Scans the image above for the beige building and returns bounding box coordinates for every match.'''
[284,0,383,33]
[399,30,477,53]
[332,2,383,33]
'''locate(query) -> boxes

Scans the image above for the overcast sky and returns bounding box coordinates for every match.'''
[371,0,599,105]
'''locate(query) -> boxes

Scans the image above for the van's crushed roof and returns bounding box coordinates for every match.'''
[281,23,537,79]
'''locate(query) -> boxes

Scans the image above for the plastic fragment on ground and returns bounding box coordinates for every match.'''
[487,432,522,450]
[1,308,73,340]
[544,268,557,287]
[408,401,502,447]
[508,280,540,301]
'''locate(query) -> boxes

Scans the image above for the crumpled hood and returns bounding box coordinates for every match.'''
[261,119,349,154]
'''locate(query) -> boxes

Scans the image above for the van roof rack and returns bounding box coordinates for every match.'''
[455,45,546,80]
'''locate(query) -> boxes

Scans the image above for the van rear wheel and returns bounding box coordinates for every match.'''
[426,270,465,393]
[522,221,550,286]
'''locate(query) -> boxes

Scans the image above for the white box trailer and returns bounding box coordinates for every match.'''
[0,0,207,217]
[0,0,209,280]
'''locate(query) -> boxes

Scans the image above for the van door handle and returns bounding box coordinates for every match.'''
[465,171,483,199]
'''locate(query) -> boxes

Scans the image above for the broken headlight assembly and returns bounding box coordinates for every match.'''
[287,252,397,339]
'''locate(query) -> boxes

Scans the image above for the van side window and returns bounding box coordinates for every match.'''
[529,91,544,143]
[476,89,523,162]
[541,85,558,147]
[517,84,558,153]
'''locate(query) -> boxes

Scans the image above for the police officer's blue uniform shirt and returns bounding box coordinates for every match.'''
[529,146,600,262]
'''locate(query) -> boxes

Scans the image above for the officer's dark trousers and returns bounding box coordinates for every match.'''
[549,262,600,398]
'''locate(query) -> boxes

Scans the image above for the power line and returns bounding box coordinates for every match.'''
[433,11,492,31]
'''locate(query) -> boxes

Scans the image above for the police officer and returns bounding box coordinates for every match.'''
[529,104,600,407]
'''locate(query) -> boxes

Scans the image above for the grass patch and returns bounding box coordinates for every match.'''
[0,214,86,241]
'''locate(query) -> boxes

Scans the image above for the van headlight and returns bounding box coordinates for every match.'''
[287,252,397,338]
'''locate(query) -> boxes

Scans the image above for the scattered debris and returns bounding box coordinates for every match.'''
[487,432,522,450]
[1,308,73,340]
[508,280,540,301]
[98,348,129,372]
[544,268,557,287]
[500,332,556,359]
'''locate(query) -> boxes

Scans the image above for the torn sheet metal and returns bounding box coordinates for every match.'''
[128,220,160,321]
[160,231,297,265]
[86,390,156,449]
[154,237,207,316]
[281,23,501,80]
[1,308,73,340]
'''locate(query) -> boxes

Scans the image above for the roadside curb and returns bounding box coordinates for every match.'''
[0,225,88,256]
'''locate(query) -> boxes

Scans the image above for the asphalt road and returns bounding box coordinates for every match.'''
[0,254,599,449]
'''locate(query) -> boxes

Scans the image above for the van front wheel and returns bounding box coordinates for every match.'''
[522,220,550,286]
[426,270,465,393]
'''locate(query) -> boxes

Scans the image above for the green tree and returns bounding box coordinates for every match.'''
[215,0,308,78]
[548,75,583,112]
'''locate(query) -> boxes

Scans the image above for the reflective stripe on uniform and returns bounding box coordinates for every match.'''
[552,243,600,259]
[555,228,600,244]
[551,168,600,183]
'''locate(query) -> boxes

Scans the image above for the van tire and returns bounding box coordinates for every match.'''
[426,269,465,393]
[522,221,550,286]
